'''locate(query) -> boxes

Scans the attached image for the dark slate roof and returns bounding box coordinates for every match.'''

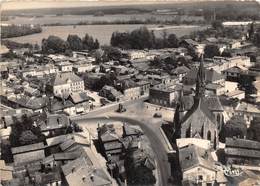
[39,114,70,132]
[69,92,90,104]
[11,142,45,155]
[99,124,119,142]
[180,98,216,126]
[61,157,112,186]
[172,66,190,75]
[225,138,260,151]
[204,96,224,111]
[225,148,260,159]
[179,144,216,172]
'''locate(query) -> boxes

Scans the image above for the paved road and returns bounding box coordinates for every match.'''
[73,115,172,186]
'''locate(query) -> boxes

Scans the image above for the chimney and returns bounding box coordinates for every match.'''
[72,166,76,173]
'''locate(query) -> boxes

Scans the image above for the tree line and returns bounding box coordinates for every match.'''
[1,24,42,39]
[110,26,180,50]
[41,34,99,54]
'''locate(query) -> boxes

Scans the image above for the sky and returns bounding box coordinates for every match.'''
[1,0,260,11]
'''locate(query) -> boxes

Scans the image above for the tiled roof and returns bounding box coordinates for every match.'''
[179,144,216,172]
[39,114,70,132]
[69,92,90,104]
[62,157,112,186]
[225,148,260,159]
[11,142,45,155]
[225,138,260,151]
[52,72,82,86]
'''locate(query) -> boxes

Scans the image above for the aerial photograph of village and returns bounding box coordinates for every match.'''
[0,0,260,185]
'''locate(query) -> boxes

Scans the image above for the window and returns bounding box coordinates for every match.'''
[198,175,203,180]
[207,131,211,141]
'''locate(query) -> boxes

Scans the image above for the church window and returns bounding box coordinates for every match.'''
[186,129,190,138]
[207,131,211,141]
[217,114,221,124]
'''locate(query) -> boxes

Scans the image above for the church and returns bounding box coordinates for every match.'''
[173,56,224,149]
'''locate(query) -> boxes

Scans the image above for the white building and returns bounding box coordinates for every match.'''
[50,72,84,98]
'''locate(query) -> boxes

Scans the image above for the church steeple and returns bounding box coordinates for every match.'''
[195,55,206,99]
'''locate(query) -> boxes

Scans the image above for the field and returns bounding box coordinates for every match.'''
[5,24,207,45]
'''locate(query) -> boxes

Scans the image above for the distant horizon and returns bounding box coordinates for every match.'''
[2,0,260,11]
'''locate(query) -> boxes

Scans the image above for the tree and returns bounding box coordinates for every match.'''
[167,33,179,48]
[204,44,220,58]
[211,20,224,30]
[19,130,38,146]
[221,50,232,57]
[102,45,122,61]
[42,35,68,54]
[9,114,45,147]
[219,115,247,142]
[67,34,83,51]
[82,33,99,51]
[247,117,260,142]
[125,149,156,185]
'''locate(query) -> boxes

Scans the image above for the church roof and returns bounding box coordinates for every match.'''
[180,98,216,127]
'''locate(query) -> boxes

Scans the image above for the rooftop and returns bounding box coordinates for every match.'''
[179,144,216,172]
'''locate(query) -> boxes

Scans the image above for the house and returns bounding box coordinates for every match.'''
[13,95,48,113]
[123,86,141,101]
[61,157,112,186]
[227,170,260,186]
[149,84,175,107]
[73,63,93,73]
[23,86,41,97]
[122,50,146,60]
[205,56,251,74]
[147,74,173,86]
[183,67,225,86]
[64,92,90,115]
[122,123,143,138]
[180,39,205,56]
[136,81,150,95]
[38,114,70,137]
[47,72,84,99]
[178,144,226,185]
[235,102,260,126]
[99,85,123,102]
[11,142,45,165]
[206,83,225,96]
[97,124,122,158]
[171,66,190,81]
[222,66,247,82]
[225,138,260,165]
[56,61,73,72]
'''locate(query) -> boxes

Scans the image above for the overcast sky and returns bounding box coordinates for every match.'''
[1,0,260,11]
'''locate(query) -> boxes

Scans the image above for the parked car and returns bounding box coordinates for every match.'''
[116,103,126,113]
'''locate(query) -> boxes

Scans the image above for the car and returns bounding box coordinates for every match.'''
[116,103,126,113]
[153,112,162,118]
